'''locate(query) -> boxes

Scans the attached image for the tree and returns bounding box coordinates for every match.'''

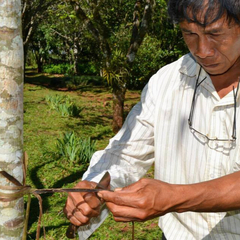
[128,0,188,89]
[47,3,87,75]
[21,0,61,66]
[25,1,99,75]
[0,0,24,239]
[70,0,154,132]
[23,0,187,132]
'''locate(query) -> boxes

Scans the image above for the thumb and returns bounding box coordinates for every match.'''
[97,188,122,201]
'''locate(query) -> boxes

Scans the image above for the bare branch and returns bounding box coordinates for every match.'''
[50,28,73,43]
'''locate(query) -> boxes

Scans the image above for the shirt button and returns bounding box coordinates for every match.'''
[210,173,215,179]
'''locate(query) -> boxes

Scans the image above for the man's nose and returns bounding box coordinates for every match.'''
[195,36,214,59]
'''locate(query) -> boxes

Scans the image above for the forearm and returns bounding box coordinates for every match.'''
[99,173,240,222]
[172,171,240,213]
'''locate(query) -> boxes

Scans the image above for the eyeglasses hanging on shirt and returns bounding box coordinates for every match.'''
[188,67,240,142]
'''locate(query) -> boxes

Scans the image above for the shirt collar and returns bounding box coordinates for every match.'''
[178,53,199,77]
[178,54,240,104]
[178,54,213,94]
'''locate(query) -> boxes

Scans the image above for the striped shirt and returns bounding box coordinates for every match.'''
[79,53,240,240]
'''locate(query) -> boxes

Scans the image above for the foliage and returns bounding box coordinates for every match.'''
[25,1,102,75]
[77,62,98,75]
[45,94,66,110]
[25,0,188,81]
[128,33,188,89]
[45,94,83,117]
[24,0,188,132]
[56,131,96,166]
[65,75,104,90]
[124,0,188,89]
[102,49,129,87]
[43,63,74,75]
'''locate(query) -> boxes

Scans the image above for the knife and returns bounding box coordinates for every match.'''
[66,171,111,239]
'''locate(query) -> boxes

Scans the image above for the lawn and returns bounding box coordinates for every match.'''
[24,71,162,239]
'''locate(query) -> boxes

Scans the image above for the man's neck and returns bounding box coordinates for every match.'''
[211,76,239,98]
[209,61,240,99]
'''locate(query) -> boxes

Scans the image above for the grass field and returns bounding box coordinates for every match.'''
[24,71,162,239]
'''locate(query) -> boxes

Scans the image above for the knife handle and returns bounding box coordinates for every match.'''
[66,224,77,239]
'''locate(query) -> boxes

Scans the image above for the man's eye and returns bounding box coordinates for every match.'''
[210,34,221,37]
[184,32,196,36]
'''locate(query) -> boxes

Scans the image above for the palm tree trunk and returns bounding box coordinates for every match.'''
[0,0,24,239]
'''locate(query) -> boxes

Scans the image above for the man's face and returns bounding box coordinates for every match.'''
[179,16,240,76]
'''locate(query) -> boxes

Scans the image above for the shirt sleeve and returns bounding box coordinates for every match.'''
[82,74,156,188]
[77,74,157,239]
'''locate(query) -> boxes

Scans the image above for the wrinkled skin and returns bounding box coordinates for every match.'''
[64,178,174,224]
[64,172,240,224]
[98,172,240,222]
[98,178,174,222]
[180,15,240,98]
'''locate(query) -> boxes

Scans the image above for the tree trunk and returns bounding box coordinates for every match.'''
[35,51,43,73]
[112,84,126,133]
[0,1,24,239]
[72,43,79,75]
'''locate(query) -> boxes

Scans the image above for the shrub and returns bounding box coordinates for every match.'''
[57,102,82,117]
[43,63,74,75]
[45,94,66,110]
[128,34,188,90]
[77,62,97,75]
[56,131,96,166]
[65,76,89,90]
[65,75,104,89]
[45,94,83,117]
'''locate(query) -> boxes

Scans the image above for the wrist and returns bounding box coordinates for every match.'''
[167,182,214,213]
[170,179,228,213]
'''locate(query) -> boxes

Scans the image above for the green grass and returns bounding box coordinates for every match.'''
[24,72,162,239]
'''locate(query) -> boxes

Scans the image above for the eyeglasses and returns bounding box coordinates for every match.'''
[188,68,239,142]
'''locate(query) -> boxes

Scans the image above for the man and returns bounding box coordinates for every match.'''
[64,0,240,239]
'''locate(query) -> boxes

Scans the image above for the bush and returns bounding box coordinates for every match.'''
[43,63,74,75]
[45,94,65,110]
[56,131,96,166]
[65,76,89,89]
[77,62,97,75]
[128,33,188,90]
[45,94,83,117]
[65,75,104,89]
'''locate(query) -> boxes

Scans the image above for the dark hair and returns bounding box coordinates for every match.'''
[168,0,240,26]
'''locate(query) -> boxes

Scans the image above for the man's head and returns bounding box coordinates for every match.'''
[168,0,240,77]
[168,0,240,27]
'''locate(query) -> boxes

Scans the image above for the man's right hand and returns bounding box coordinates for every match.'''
[63,180,102,226]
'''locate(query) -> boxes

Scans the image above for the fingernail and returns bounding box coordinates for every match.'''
[114,188,122,192]
[97,192,102,198]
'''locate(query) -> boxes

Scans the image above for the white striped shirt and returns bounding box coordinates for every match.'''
[79,53,240,240]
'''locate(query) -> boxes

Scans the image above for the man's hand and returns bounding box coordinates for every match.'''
[98,172,240,222]
[97,178,175,222]
[64,180,102,226]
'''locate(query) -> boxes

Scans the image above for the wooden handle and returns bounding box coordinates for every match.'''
[66,224,77,239]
